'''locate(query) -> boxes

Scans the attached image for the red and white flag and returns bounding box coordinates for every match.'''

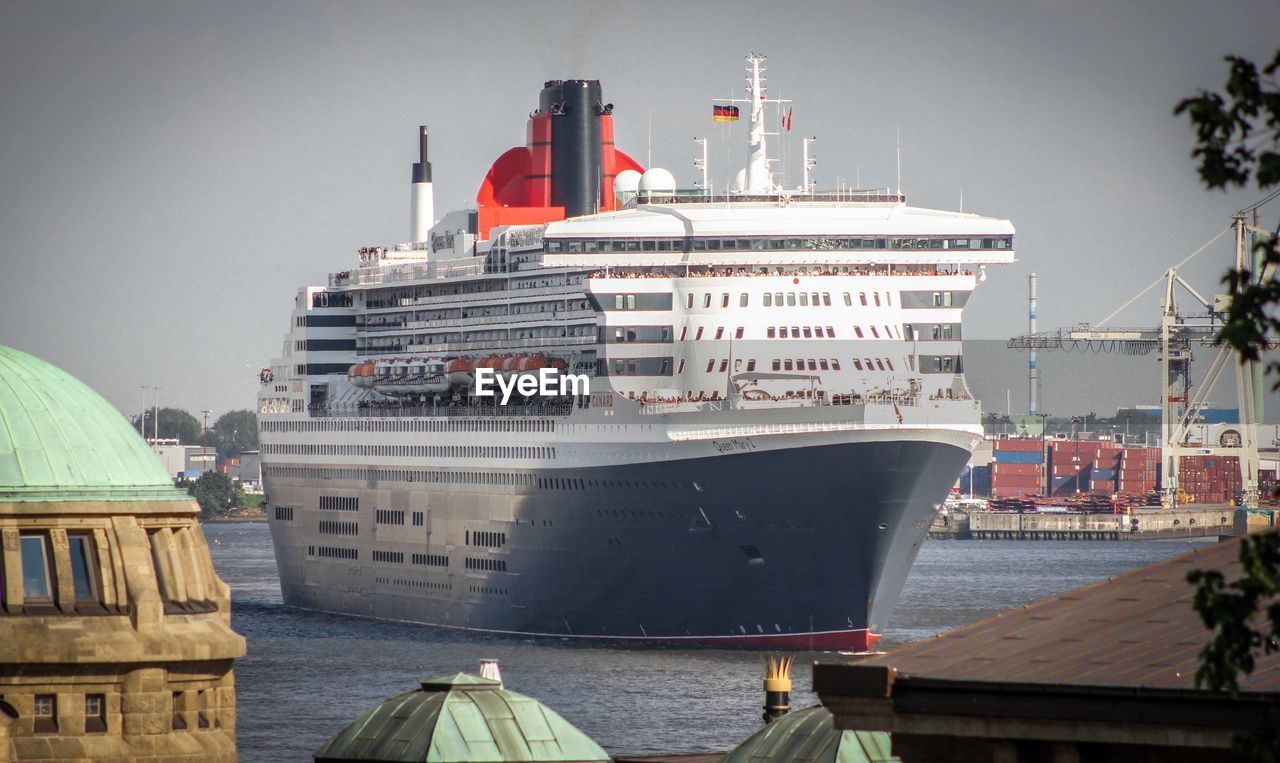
[782,107,793,132]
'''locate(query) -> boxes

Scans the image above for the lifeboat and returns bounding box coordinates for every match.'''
[517,354,549,373]
[445,357,475,387]
[498,354,527,380]
[347,361,377,389]
[419,360,451,393]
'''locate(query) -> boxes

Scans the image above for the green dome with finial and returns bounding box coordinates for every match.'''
[314,672,610,763]
[0,345,184,501]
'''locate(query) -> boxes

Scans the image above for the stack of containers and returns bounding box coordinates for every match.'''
[1047,441,1092,496]
[1178,455,1240,503]
[990,439,1045,498]
[1089,442,1124,494]
[1117,447,1160,495]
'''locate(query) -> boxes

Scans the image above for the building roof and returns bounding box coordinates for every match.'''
[812,532,1280,749]
[314,673,610,763]
[0,346,182,502]
[843,532,1279,694]
[720,706,898,763]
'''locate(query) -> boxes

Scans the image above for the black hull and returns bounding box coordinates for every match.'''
[264,438,969,650]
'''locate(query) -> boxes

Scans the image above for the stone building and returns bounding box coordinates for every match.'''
[0,346,245,761]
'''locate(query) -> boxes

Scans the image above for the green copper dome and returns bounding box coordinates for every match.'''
[720,706,898,763]
[314,673,610,763]
[0,346,183,501]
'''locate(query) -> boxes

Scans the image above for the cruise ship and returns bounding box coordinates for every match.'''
[257,55,1015,650]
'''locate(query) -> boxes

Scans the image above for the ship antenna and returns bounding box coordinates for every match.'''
[895,123,902,197]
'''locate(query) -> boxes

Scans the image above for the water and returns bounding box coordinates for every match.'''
[207,522,1211,762]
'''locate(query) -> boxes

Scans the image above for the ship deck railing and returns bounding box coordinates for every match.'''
[310,400,577,418]
[628,189,906,205]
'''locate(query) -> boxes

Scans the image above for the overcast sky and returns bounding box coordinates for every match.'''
[2,0,1278,418]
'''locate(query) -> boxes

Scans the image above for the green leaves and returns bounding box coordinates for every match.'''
[1188,533,1280,695]
[1175,51,1280,192]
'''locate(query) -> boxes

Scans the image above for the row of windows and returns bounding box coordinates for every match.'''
[464,557,508,572]
[274,506,295,521]
[309,545,358,560]
[5,527,217,616]
[546,235,1013,253]
[270,466,539,487]
[263,443,555,460]
[467,530,506,548]
[768,326,836,339]
[412,553,449,567]
[260,417,556,434]
[372,550,405,563]
[318,520,359,536]
[601,325,673,343]
[470,586,509,595]
[903,323,960,340]
[597,357,674,377]
[295,338,357,351]
[4,533,102,615]
[318,495,359,512]
[28,693,106,734]
[768,358,847,372]
[377,576,452,591]
[590,293,675,311]
[412,511,425,527]
[267,465,687,492]
[376,509,406,526]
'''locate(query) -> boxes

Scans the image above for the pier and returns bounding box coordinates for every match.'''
[929,506,1260,541]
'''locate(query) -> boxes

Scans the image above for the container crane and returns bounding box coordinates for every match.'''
[1008,208,1276,508]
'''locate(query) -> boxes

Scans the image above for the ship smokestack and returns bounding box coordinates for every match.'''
[762,655,793,724]
[410,125,434,242]
[541,79,605,217]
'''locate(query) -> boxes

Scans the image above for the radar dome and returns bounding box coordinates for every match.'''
[614,169,642,195]
[638,168,676,193]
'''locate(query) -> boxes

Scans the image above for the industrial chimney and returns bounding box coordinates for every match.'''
[410,125,434,242]
[762,655,793,724]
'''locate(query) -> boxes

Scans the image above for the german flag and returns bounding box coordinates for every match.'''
[713,104,739,122]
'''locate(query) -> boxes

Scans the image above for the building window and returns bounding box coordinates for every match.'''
[721,294,729,308]
[706,360,715,373]
[714,327,724,340]
[767,327,776,339]
[34,694,56,734]
[747,359,757,372]
[735,327,744,339]
[763,293,772,307]
[843,292,852,306]
[799,293,809,306]
[686,293,694,309]
[703,293,711,308]
[20,535,55,608]
[739,294,749,307]
[859,292,868,306]
[786,293,796,306]
[68,534,100,605]
[85,694,107,733]
[173,692,187,731]
[695,327,704,340]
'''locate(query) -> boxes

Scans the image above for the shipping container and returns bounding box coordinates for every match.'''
[994,450,1044,465]
[991,462,1044,477]
[993,439,1045,453]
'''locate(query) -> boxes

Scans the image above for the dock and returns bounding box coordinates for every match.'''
[928,506,1270,541]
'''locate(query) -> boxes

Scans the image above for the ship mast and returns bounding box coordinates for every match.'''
[745,53,769,192]
[717,52,791,193]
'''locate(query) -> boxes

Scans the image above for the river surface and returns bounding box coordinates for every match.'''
[205,522,1211,762]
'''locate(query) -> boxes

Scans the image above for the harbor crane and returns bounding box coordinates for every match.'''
[1008,203,1276,508]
